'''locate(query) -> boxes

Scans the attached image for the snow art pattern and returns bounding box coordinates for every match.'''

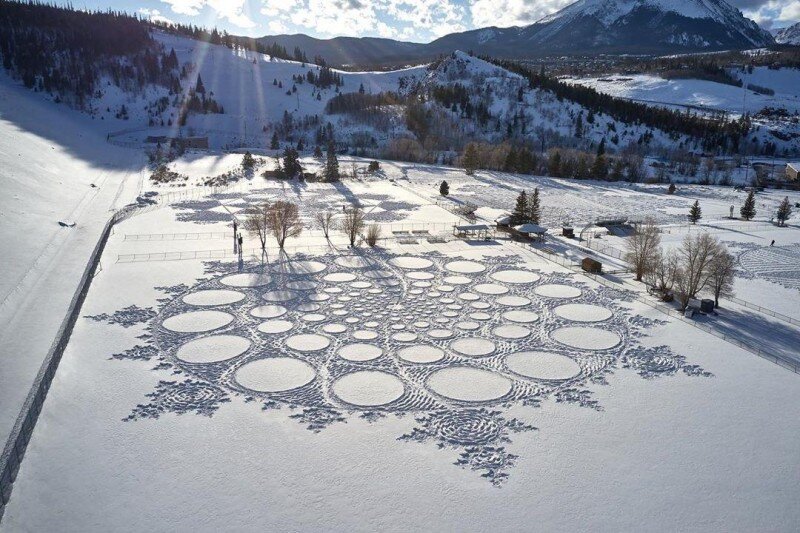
[92,252,710,485]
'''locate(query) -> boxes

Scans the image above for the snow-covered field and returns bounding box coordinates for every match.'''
[2,153,800,530]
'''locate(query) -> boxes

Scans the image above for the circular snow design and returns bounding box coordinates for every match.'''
[554,304,613,323]
[285,334,330,352]
[450,337,496,357]
[338,343,383,362]
[496,296,531,307]
[323,323,347,334]
[490,270,540,284]
[335,256,373,269]
[398,344,445,363]
[262,290,299,302]
[443,275,472,285]
[182,290,245,307]
[250,305,287,319]
[506,351,581,381]
[407,271,435,280]
[429,329,454,339]
[279,260,326,275]
[738,245,800,289]
[257,320,294,334]
[535,284,582,299]
[473,283,509,295]
[332,371,405,406]
[427,367,512,402]
[389,256,433,270]
[176,335,251,363]
[493,325,531,339]
[502,310,539,323]
[286,280,317,290]
[220,272,272,288]
[426,410,502,445]
[551,327,621,350]
[445,260,486,274]
[162,311,233,333]
[235,358,316,392]
[353,330,379,340]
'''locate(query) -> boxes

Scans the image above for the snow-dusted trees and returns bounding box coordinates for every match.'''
[776,196,792,226]
[365,224,381,247]
[527,188,541,224]
[707,248,736,308]
[645,249,679,296]
[270,132,279,150]
[674,232,720,311]
[740,191,757,221]
[315,210,335,239]
[282,148,302,178]
[688,200,702,224]
[243,203,271,264]
[341,207,365,247]
[266,201,303,249]
[626,218,662,281]
[510,191,528,226]
[242,151,256,171]
[439,180,449,196]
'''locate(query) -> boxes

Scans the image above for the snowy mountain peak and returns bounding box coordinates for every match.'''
[774,22,800,44]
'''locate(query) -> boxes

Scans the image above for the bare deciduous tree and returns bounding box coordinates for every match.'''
[365,224,381,247]
[243,202,270,264]
[625,218,661,281]
[644,248,679,297]
[674,232,720,311]
[341,207,365,247]
[707,247,736,308]
[315,210,335,239]
[266,201,302,249]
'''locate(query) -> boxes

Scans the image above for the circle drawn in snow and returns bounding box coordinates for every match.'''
[450,337,496,357]
[427,367,512,402]
[551,327,621,350]
[470,312,492,321]
[506,351,581,381]
[490,270,540,284]
[496,296,531,307]
[445,260,486,274]
[351,281,372,289]
[280,260,326,275]
[257,320,294,334]
[535,284,582,299]
[323,323,347,334]
[338,343,383,362]
[554,304,613,323]
[436,285,455,293]
[398,345,445,363]
[332,371,405,406]
[353,330,379,340]
[235,358,316,392]
[389,256,433,270]
[162,311,233,333]
[176,335,250,363]
[262,290,299,302]
[285,334,330,352]
[324,272,357,283]
[458,292,480,301]
[471,301,491,310]
[308,293,330,302]
[220,272,272,288]
[250,305,287,319]
[407,271,435,280]
[335,256,372,269]
[296,303,321,312]
[182,290,245,307]
[301,313,326,323]
[428,329,454,339]
[392,332,418,342]
[456,321,481,331]
[443,275,471,285]
[493,325,531,339]
[503,310,540,324]
[473,283,509,295]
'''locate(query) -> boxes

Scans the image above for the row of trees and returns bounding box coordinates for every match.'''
[243,202,381,262]
[627,220,736,310]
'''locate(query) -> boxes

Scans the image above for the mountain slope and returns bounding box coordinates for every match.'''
[257,0,773,65]
[774,22,800,45]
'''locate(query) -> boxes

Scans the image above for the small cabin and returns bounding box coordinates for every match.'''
[787,162,799,181]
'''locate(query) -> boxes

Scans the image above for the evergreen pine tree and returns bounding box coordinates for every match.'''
[439,180,449,196]
[270,131,279,150]
[668,182,676,194]
[195,75,205,94]
[688,200,702,224]
[776,196,792,226]
[596,137,605,156]
[548,150,561,177]
[242,151,255,170]
[590,154,608,180]
[504,146,518,172]
[324,140,339,182]
[740,191,757,220]
[313,145,323,158]
[527,188,541,224]
[610,159,625,181]
[510,191,528,226]
[463,143,479,176]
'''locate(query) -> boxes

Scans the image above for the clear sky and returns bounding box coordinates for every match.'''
[67,0,800,41]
